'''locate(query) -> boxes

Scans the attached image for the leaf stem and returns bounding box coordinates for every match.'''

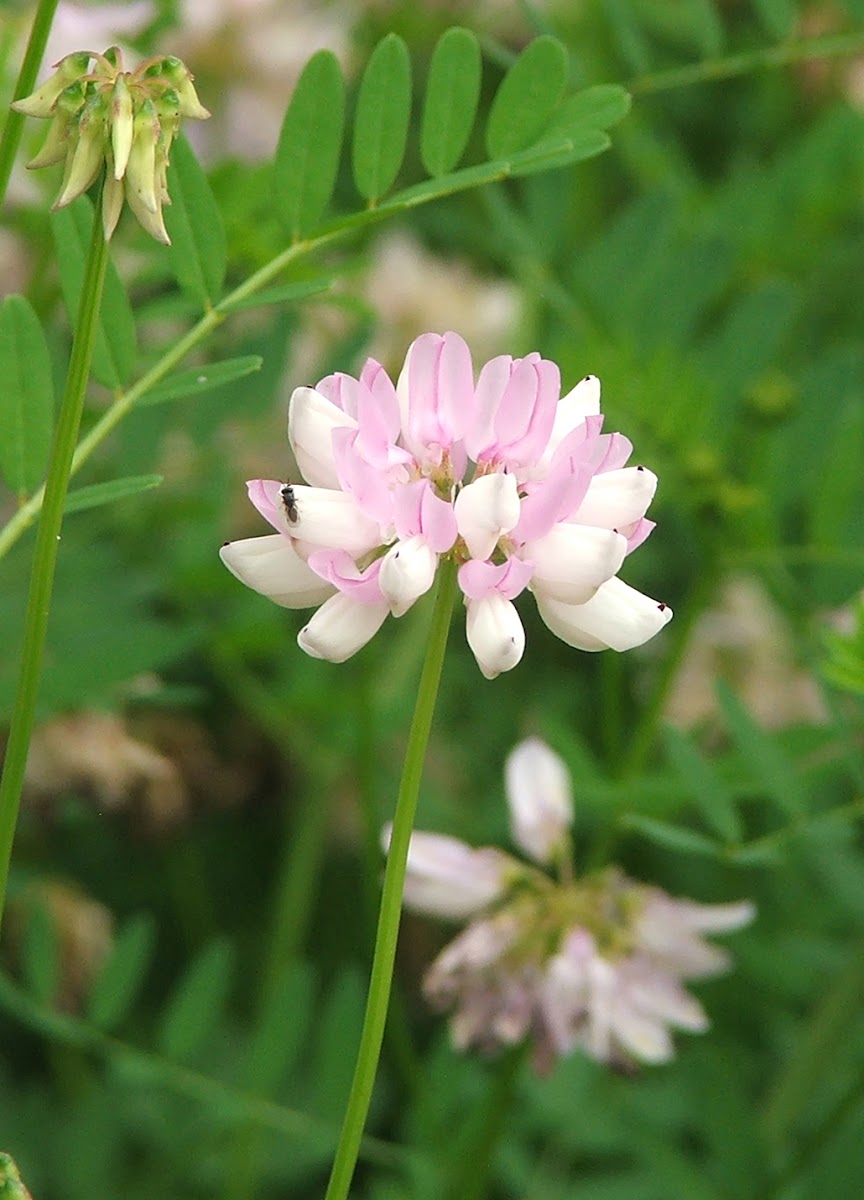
[323,559,457,1200]
[629,29,864,95]
[0,196,109,932]
[0,0,59,209]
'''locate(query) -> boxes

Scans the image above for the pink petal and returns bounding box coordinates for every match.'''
[306,548,386,603]
[400,331,473,458]
[458,556,533,601]
[332,427,394,527]
[393,478,458,553]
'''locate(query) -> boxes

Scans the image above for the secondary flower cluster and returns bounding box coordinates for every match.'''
[220,332,672,676]
[13,46,209,242]
[386,739,753,1069]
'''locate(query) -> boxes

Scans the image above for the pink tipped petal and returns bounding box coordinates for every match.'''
[505,738,573,865]
[525,525,628,605]
[593,431,633,473]
[219,535,334,608]
[534,577,673,652]
[571,466,658,529]
[382,827,514,920]
[297,592,389,662]
[454,472,521,560]
[622,518,655,554]
[465,593,526,679]
[314,371,363,418]
[379,535,438,615]
[246,479,289,532]
[288,386,357,489]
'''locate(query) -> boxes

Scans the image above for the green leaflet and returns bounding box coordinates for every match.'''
[0,295,53,498]
[715,681,805,818]
[244,961,315,1093]
[20,898,59,1007]
[51,196,137,390]
[165,135,227,308]
[274,50,345,239]
[157,938,234,1062]
[139,355,262,405]
[664,725,743,844]
[621,814,722,859]
[540,84,631,139]
[421,27,482,177]
[64,474,163,513]
[485,35,569,160]
[352,33,412,203]
[85,913,156,1031]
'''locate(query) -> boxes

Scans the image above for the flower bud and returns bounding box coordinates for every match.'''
[150,55,210,120]
[11,50,90,118]
[505,738,573,864]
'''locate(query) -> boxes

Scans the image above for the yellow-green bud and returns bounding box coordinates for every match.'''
[111,73,134,179]
[125,100,169,243]
[11,50,90,118]
[151,56,210,120]
[53,92,108,209]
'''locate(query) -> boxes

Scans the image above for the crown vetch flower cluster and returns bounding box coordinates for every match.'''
[220,332,672,676]
[12,46,209,242]
[385,738,754,1069]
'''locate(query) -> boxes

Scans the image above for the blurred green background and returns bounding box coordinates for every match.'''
[1,1,864,1197]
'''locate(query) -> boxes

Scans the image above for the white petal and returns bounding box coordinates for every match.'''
[381,827,512,920]
[454,472,521,561]
[288,385,357,489]
[297,593,388,662]
[571,466,658,528]
[609,1003,674,1064]
[535,577,672,652]
[289,488,381,557]
[525,524,627,605]
[219,535,333,608]
[505,738,573,864]
[378,535,438,616]
[465,594,525,679]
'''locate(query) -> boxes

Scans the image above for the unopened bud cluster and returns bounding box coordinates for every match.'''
[13,47,209,243]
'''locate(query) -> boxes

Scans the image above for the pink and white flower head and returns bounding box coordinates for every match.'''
[220,332,672,675]
[385,738,754,1070]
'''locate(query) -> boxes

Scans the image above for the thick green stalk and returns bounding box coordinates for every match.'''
[0,199,109,931]
[0,0,60,209]
[324,560,457,1200]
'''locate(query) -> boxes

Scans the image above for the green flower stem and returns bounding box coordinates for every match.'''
[445,1042,527,1200]
[0,199,109,932]
[0,0,60,209]
[324,560,457,1200]
[630,28,864,94]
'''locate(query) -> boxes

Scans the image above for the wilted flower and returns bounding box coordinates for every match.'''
[220,332,672,675]
[12,45,208,242]
[386,738,753,1069]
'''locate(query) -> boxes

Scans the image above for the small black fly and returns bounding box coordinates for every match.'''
[281,483,299,524]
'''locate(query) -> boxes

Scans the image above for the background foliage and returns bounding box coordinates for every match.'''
[1,0,864,1197]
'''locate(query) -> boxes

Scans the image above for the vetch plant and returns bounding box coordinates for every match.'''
[220,332,672,677]
[386,738,754,1069]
